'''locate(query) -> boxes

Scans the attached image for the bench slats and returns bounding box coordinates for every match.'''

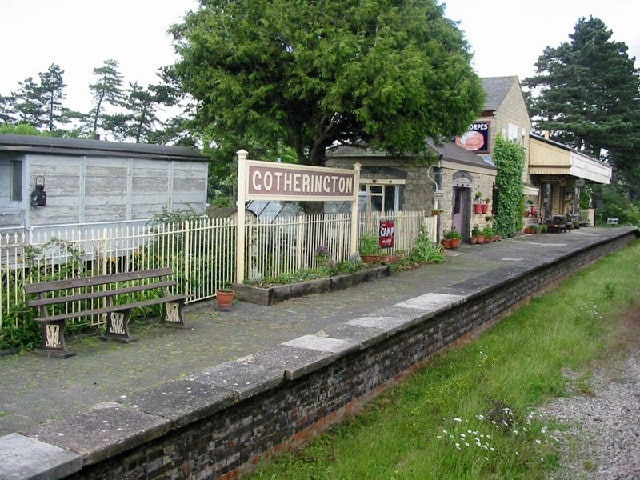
[27,280,177,308]
[24,267,174,295]
[33,294,186,323]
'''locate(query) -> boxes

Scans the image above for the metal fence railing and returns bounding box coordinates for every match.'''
[1,211,434,332]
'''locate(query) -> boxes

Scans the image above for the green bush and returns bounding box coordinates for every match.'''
[359,232,383,255]
[407,227,445,264]
[0,303,40,351]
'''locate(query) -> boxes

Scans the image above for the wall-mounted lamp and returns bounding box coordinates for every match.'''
[30,176,46,207]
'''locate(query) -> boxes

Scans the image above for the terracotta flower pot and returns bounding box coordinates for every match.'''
[449,238,461,249]
[216,290,235,310]
[360,254,380,264]
[473,204,482,214]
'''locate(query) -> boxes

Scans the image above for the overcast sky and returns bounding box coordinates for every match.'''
[1,0,639,113]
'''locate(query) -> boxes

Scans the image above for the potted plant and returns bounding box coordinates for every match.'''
[216,283,235,310]
[481,197,490,214]
[473,191,483,214]
[444,228,462,249]
[471,225,483,244]
[481,226,494,243]
[359,232,383,263]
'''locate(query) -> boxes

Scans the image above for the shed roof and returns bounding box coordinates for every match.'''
[0,134,209,162]
[481,76,520,112]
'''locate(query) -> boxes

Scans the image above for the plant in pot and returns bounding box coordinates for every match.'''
[473,191,483,214]
[481,226,495,243]
[359,232,383,264]
[481,197,490,214]
[471,225,483,244]
[444,228,462,249]
[216,283,235,310]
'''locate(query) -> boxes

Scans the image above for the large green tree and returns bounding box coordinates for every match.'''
[523,16,640,192]
[170,0,484,167]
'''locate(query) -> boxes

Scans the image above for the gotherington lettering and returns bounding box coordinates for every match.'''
[250,166,354,197]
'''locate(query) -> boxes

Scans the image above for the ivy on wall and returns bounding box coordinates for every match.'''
[493,135,526,237]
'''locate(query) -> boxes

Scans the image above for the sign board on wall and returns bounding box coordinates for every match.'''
[379,220,395,248]
[454,121,490,153]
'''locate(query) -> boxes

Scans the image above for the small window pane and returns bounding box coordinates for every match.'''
[11,161,22,201]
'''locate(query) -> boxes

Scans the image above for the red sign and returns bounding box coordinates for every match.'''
[379,220,395,248]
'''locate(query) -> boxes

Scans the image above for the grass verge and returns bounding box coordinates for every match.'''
[245,240,640,479]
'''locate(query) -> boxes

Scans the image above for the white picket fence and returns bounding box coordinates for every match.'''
[0,211,435,330]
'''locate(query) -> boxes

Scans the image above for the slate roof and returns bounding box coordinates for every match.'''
[328,141,495,172]
[426,139,496,171]
[481,76,520,112]
[0,134,208,162]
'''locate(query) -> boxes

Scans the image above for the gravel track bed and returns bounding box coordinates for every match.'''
[539,350,640,479]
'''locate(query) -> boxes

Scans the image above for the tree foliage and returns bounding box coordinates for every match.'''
[523,16,640,194]
[0,59,194,145]
[38,64,68,133]
[170,0,484,167]
[5,64,69,134]
[493,136,526,238]
[88,59,126,138]
[12,76,47,129]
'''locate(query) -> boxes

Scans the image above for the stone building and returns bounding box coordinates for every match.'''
[325,140,496,241]
[455,76,535,200]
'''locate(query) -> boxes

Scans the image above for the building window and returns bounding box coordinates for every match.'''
[11,160,22,201]
[359,183,404,213]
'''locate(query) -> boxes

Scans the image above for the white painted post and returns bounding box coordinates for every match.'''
[350,162,361,255]
[236,150,248,284]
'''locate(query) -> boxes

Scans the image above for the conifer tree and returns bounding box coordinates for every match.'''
[523,16,640,193]
[88,59,125,139]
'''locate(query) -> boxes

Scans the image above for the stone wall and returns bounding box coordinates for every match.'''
[2,231,637,480]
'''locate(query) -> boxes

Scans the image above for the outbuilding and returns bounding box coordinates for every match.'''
[0,134,209,234]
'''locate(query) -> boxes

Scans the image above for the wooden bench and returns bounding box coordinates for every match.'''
[24,267,187,358]
[545,215,568,234]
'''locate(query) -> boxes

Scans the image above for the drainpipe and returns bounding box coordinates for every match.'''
[428,164,443,244]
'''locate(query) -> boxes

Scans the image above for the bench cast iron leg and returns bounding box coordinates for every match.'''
[163,300,186,327]
[35,320,75,358]
[101,310,136,343]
